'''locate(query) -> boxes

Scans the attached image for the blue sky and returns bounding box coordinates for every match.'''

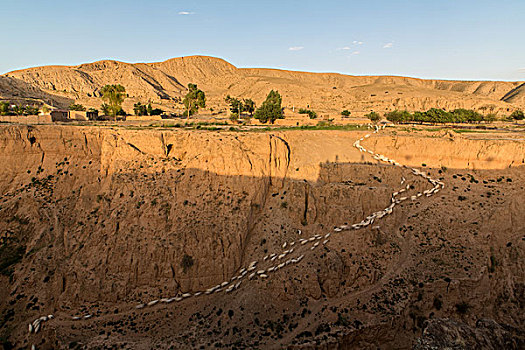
[1,0,523,81]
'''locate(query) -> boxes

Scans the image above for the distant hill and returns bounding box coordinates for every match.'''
[2,55,524,115]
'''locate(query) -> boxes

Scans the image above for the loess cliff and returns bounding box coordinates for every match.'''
[0,125,524,349]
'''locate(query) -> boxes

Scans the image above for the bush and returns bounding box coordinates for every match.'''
[229,112,239,122]
[455,301,470,314]
[510,110,524,121]
[298,108,317,119]
[365,111,381,122]
[341,110,351,117]
[69,103,86,111]
[181,254,194,273]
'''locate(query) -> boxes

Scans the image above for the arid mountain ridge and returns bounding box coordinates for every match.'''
[2,55,525,115]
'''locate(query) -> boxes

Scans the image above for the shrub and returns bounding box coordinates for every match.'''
[455,301,470,314]
[298,108,317,119]
[510,110,524,121]
[181,254,194,273]
[365,111,381,122]
[341,110,351,117]
[69,103,86,111]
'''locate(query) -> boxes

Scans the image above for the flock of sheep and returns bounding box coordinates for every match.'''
[25,124,444,349]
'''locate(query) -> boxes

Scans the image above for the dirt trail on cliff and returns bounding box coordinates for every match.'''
[0,125,523,349]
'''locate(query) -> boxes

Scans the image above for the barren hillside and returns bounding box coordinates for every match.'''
[0,125,523,349]
[2,56,524,115]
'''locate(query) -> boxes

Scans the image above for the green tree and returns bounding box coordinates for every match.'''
[341,110,351,117]
[510,110,524,121]
[366,111,381,123]
[133,102,147,116]
[183,83,206,118]
[100,84,126,117]
[69,103,86,111]
[243,98,256,116]
[225,95,243,116]
[254,90,284,124]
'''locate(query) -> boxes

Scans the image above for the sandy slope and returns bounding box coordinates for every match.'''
[2,56,524,115]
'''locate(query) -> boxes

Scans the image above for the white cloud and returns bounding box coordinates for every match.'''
[350,51,360,55]
[519,68,525,73]
[289,46,304,51]
[178,11,195,15]
[383,42,394,49]
[352,41,363,45]
[338,46,352,51]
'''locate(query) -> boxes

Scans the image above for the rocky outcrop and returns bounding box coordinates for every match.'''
[414,318,525,349]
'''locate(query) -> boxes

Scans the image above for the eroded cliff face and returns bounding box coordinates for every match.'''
[0,125,523,349]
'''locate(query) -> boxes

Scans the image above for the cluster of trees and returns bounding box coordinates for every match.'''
[225,95,256,120]
[133,102,163,116]
[254,90,284,124]
[298,108,317,119]
[0,102,39,116]
[383,108,502,124]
